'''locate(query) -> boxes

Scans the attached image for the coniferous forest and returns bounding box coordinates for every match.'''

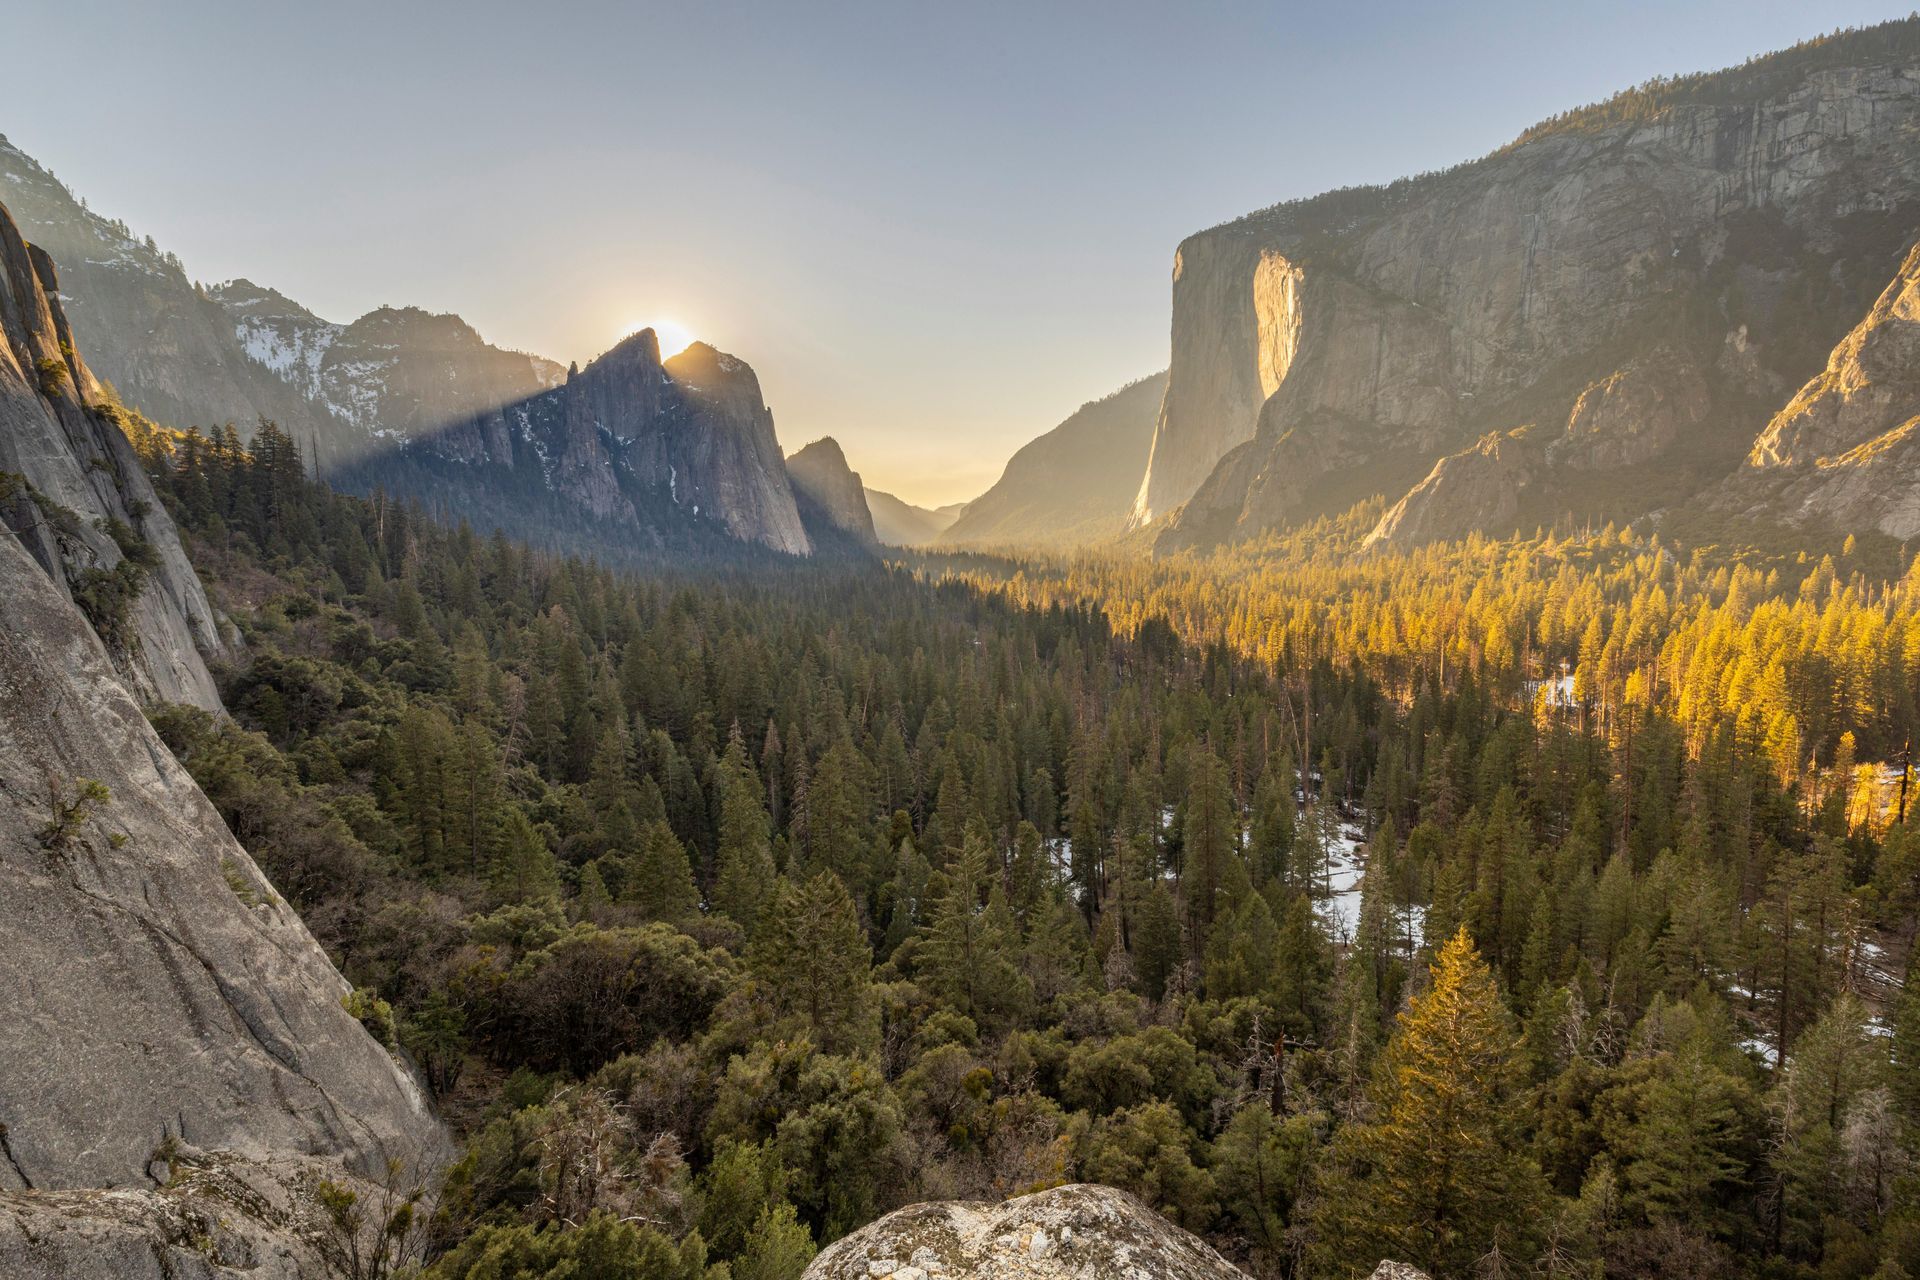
[113,418,1920,1280]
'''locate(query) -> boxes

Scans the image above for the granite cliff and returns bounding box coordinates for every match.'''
[1143,20,1920,553]
[787,435,880,549]
[0,199,227,709]
[0,195,448,1277]
[1727,240,1920,537]
[0,516,446,1190]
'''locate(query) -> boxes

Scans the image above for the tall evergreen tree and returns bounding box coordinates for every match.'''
[749,871,874,1054]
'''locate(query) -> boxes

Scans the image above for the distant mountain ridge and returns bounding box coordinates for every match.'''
[0,135,336,456]
[0,134,821,561]
[208,278,566,465]
[865,487,963,546]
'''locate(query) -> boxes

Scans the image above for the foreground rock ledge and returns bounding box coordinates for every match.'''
[802,1183,1248,1279]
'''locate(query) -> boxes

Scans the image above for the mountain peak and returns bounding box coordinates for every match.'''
[208,277,325,323]
[789,435,850,467]
[786,435,878,550]
[601,325,665,368]
[666,339,752,385]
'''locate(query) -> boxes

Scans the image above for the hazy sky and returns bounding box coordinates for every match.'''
[5,0,1907,504]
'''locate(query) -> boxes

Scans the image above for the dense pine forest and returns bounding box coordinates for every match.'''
[121,418,1919,1280]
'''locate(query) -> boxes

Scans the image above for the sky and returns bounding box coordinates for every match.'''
[4,0,1909,506]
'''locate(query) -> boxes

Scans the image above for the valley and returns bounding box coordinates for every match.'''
[3,12,1920,1280]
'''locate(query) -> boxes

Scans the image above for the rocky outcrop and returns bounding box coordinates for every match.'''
[1748,240,1920,470]
[656,341,812,554]
[436,332,814,556]
[0,1150,377,1280]
[787,436,879,548]
[0,199,227,710]
[0,527,447,1191]
[1731,241,1920,536]
[1131,238,1290,526]
[945,373,1165,549]
[867,488,964,546]
[1146,23,1920,552]
[1551,356,1712,471]
[303,322,814,556]
[1366,431,1536,548]
[802,1184,1247,1279]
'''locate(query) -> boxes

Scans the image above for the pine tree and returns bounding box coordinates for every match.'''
[1203,890,1279,1001]
[488,808,561,905]
[1317,926,1544,1277]
[922,834,1029,1026]
[804,739,871,888]
[712,739,777,928]
[1182,749,1236,960]
[1620,1031,1753,1234]
[626,821,699,922]
[749,871,874,1054]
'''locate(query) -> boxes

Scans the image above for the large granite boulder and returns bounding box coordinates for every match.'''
[802,1183,1248,1279]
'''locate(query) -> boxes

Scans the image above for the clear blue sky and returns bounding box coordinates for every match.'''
[4,0,1907,504]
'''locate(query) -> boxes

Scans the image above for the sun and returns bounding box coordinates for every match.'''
[627,318,695,357]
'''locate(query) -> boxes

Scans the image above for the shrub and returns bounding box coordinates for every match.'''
[343,986,398,1049]
[35,355,69,396]
[71,559,148,653]
[37,777,110,850]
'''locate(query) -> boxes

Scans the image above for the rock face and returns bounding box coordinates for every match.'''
[0,525,447,1191]
[942,373,1165,548]
[0,1151,359,1280]
[0,138,817,561]
[802,1184,1248,1280]
[866,488,964,546]
[1145,21,1920,552]
[1733,241,1920,536]
[1550,357,1712,472]
[210,280,565,471]
[787,436,880,548]
[0,198,227,710]
[1366,431,1536,549]
[1749,242,1920,468]
[314,329,813,559]
[219,302,813,556]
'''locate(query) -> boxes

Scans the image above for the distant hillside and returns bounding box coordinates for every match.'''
[865,487,963,546]
[938,372,1164,549]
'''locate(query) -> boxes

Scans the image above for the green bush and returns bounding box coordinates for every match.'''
[37,777,110,850]
[343,986,398,1049]
[35,355,69,396]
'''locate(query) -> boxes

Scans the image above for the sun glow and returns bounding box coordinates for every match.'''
[629,318,695,358]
